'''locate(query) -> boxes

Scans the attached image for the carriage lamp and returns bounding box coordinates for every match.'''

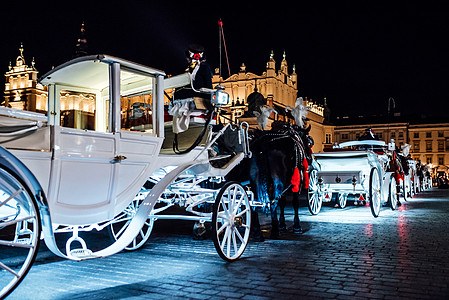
[318,176,323,187]
[211,89,230,107]
[335,176,341,183]
[352,176,357,191]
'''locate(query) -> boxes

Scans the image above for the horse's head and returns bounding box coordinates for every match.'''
[292,124,314,160]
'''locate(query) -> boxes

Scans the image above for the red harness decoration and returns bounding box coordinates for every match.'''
[291,167,301,192]
[303,157,309,189]
[291,157,310,192]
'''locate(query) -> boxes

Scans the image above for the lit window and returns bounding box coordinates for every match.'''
[413,141,420,151]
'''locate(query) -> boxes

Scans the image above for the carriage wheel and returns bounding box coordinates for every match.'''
[307,169,323,215]
[402,178,408,201]
[388,175,398,210]
[212,182,251,262]
[369,167,381,217]
[0,166,41,299]
[109,198,154,251]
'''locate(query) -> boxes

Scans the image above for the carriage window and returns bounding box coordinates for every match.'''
[414,132,419,138]
[60,90,97,130]
[120,70,154,132]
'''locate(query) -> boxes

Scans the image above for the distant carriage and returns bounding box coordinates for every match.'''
[308,140,399,217]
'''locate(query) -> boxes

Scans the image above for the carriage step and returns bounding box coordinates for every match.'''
[69,248,96,259]
[15,238,32,244]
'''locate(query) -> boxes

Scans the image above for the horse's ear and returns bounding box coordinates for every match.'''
[305,124,311,133]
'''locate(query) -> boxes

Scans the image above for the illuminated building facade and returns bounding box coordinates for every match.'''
[212,51,329,152]
[2,44,96,130]
[3,44,47,113]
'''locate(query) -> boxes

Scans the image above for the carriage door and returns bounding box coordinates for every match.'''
[108,65,164,218]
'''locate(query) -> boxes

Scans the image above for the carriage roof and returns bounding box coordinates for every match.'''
[336,140,386,149]
[39,54,166,90]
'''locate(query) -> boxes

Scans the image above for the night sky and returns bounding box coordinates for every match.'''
[1,1,448,118]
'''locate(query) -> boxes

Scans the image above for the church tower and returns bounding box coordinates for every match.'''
[73,22,88,58]
[3,44,47,112]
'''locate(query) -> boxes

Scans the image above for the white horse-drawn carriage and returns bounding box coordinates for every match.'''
[0,55,253,298]
[307,140,399,217]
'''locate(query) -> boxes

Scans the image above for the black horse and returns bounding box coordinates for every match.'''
[226,121,313,239]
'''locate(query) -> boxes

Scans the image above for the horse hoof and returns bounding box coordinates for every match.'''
[251,231,265,242]
[293,226,303,234]
[270,231,280,239]
[279,225,287,233]
[192,222,207,240]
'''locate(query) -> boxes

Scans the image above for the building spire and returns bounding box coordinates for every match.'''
[19,42,24,57]
[73,21,88,58]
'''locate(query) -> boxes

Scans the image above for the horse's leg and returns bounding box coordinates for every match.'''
[292,191,303,234]
[270,177,284,239]
[250,208,264,242]
[278,195,287,232]
[270,200,279,239]
[249,156,266,242]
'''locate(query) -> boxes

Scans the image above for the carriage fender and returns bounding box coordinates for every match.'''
[0,146,50,220]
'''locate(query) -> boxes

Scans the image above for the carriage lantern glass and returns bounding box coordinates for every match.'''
[211,90,229,107]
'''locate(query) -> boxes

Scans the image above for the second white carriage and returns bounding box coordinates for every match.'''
[308,140,398,217]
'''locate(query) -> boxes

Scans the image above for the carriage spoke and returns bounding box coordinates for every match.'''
[217,222,229,235]
[226,228,231,257]
[233,227,245,244]
[217,211,231,222]
[232,230,238,253]
[235,207,250,218]
[232,194,245,215]
[0,188,23,208]
[115,219,131,237]
[0,239,34,248]
[0,261,20,277]
[112,212,131,223]
[0,216,34,228]
[220,200,230,219]
[220,226,231,252]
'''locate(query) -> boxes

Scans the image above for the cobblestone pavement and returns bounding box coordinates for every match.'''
[7,188,449,299]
